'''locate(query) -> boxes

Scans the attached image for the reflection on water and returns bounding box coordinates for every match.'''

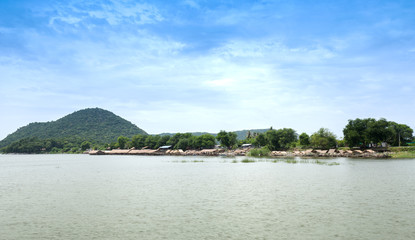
[1,154,414,239]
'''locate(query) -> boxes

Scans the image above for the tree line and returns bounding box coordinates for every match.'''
[113,133,217,150]
[111,118,414,150]
[238,127,337,150]
[0,137,95,154]
[1,117,413,153]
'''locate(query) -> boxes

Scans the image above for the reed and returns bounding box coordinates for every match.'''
[241,158,256,163]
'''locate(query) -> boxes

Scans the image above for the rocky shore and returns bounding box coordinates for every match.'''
[89,148,390,158]
[269,149,389,158]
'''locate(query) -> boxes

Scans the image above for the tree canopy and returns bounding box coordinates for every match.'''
[343,118,413,147]
[265,128,298,150]
[310,128,337,149]
[299,132,310,146]
[1,137,90,154]
[117,136,130,149]
[216,131,237,149]
[129,133,217,150]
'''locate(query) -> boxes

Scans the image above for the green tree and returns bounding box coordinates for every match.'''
[310,128,337,149]
[343,118,373,147]
[80,141,91,151]
[131,134,147,149]
[265,129,279,150]
[166,133,194,149]
[276,128,298,149]
[388,122,413,146]
[145,135,160,149]
[337,139,346,147]
[117,136,130,149]
[216,131,237,149]
[176,138,190,150]
[366,118,391,145]
[253,133,267,147]
[3,137,44,153]
[109,141,119,149]
[167,133,184,149]
[265,128,298,150]
[343,118,413,147]
[157,135,171,148]
[196,134,216,149]
[299,132,310,146]
[187,136,197,149]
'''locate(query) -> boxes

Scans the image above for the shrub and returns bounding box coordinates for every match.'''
[248,147,270,157]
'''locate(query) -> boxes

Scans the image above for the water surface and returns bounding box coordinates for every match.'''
[1,154,414,239]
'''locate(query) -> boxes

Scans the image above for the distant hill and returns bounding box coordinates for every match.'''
[0,108,147,147]
[157,129,269,140]
[158,132,212,137]
[233,129,269,140]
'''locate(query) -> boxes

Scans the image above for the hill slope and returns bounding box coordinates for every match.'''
[0,108,147,147]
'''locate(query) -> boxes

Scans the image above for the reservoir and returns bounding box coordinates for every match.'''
[1,154,414,239]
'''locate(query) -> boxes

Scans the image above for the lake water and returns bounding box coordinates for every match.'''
[1,154,414,240]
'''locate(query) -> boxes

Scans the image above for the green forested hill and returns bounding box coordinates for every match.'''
[0,108,147,147]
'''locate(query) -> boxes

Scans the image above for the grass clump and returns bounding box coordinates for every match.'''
[241,158,256,163]
[314,159,340,165]
[176,160,204,163]
[271,158,340,166]
[285,159,298,164]
[327,162,340,166]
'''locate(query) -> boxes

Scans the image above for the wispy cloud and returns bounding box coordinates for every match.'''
[182,0,200,9]
[48,0,163,27]
[211,39,337,64]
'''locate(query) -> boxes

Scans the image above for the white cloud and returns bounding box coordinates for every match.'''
[89,1,163,25]
[212,39,336,65]
[49,16,82,25]
[182,0,200,9]
[47,0,163,28]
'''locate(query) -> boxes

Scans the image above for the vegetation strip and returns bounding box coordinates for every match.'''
[0,108,414,157]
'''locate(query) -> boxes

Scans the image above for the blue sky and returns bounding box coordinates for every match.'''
[1,0,414,139]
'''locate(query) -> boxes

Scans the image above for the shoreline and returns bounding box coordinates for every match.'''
[88,148,391,158]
